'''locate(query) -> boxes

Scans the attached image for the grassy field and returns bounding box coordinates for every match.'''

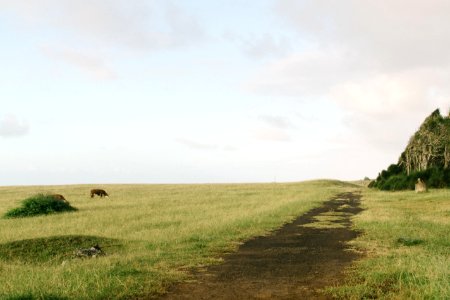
[329,188,450,299]
[0,180,355,299]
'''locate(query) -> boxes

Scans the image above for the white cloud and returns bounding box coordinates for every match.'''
[224,32,291,59]
[245,48,366,97]
[330,69,450,118]
[245,1,450,153]
[41,45,116,80]
[0,114,29,137]
[275,0,450,71]
[330,69,450,150]
[176,138,218,151]
[258,115,293,129]
[252,128,291,142]
[244,34,290,58]
[175,138,239,152]
[163,2,205,48]
[0,0,206,51]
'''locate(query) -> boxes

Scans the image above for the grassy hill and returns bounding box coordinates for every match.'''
[1,181,448,299]
[0,180,355,299]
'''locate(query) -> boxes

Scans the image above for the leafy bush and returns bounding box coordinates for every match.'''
[4,194,77,218]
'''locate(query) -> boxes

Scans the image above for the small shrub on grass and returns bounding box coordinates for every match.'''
[4,194,77,218]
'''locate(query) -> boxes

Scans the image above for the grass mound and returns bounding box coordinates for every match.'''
[0,181,357,299]
[4,194,77,218]
[0,235,122,264]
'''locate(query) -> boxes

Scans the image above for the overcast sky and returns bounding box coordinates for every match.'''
[1,0,449,185]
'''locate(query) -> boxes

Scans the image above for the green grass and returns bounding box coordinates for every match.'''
[0,180,356,299]
[328,188,450,299]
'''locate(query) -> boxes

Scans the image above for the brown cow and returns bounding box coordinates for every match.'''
[90,189,109,198]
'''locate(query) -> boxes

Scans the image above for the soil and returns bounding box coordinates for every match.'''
[160,192,363,300]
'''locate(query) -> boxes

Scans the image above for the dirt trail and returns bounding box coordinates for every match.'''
[161,192,363,299]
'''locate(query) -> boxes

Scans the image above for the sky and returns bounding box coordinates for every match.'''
[1,0,449,186]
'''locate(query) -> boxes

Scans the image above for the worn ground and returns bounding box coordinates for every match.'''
[160,192,363,299]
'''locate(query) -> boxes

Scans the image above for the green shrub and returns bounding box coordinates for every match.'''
[4,194,77,218]
[370,167,450,191]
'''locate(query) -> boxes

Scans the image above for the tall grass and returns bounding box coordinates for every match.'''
[0,180,356,299]
[329,188,450,299]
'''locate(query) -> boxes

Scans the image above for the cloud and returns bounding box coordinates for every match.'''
[163,2,205,48]
[41,45,116,79]
[224,32,291,59]
[1,1,206,80]
[245,48,366,97]
[252,128,291,142]
[0,114,29,137]
[176,138,238,152]
[244,34,290,58]
[330,69,450,117]
[0,0,206,51]
[330,69,450,148]
[248,115,294,142]
[258,115,294,129]
[245,1,450,151]
[275,0,450,71]
[264,0,450,93]
[176,138,218,151]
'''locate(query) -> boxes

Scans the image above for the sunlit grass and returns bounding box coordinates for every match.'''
[329,188,450,299]
[301,213,348,229]
[0,180,356,299]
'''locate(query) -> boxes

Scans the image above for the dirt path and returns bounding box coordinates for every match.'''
[161,192,363,299]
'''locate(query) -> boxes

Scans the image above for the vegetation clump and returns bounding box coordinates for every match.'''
[370,109,450,190]
[4,194,77,218]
